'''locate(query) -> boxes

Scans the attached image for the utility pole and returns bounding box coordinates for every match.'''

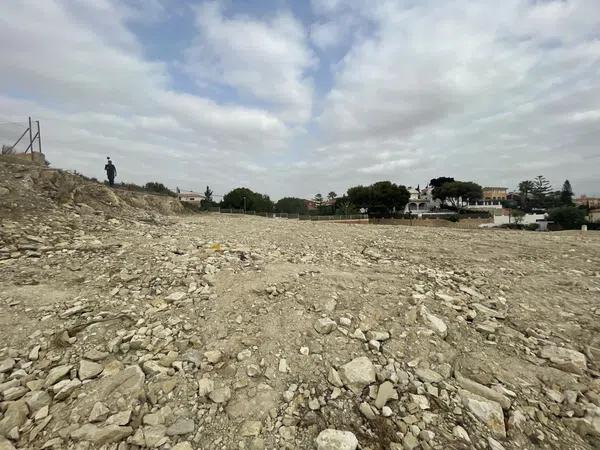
[36,121,42,153]
[28,116,33,160]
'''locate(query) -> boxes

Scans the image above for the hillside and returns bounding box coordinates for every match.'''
[0,156,186,220]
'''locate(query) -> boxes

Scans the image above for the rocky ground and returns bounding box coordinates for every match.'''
[1,158,600,450]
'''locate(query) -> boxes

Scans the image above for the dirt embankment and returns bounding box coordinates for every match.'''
[0,156,186,219]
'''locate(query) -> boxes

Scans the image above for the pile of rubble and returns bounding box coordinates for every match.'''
[1,159,600,449]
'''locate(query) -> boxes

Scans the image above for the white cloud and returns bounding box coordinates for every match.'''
[309,0,600,196]
[1,0,599,201]
[0,0,293,197]
[185,2,316,123]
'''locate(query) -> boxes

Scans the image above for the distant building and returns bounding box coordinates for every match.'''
[483,187,508,201]
[304,199,335,210]
[575,195,600,209]
[404,186,441,213]
[177,191,204,206]
[463,200,503,210]
[589,209,600,223]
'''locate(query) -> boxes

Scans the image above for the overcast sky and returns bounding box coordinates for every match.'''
[1,0,599,199]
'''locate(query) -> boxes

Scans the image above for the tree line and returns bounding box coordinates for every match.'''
[211,177,485,216]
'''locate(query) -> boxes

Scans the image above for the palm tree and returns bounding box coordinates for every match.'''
[518,180,534,209]
[327,191,337,201]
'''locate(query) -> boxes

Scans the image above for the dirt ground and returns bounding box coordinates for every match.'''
[1,159,600,450]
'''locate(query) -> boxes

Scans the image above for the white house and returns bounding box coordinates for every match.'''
[177,190,205,206]
[404,186,442,214]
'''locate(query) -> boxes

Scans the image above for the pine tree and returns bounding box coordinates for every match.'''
[560,180,573,206]
[203,185,213,209]
[531,175,552,208]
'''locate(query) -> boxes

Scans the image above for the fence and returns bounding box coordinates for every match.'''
[369,217,492,229]
[0,117,42,160]
[207,207,367,222]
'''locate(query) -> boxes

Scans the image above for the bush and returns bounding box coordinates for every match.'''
[526,223,539,231]
[446,216,460,222]
[548,206,586,230]
[500,223,524,230]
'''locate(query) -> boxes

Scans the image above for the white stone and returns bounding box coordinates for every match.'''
[209,386,231,403]
[79,360,104,380]
[204,350,222,364]
[198,378,215,396]
[237,349,252,361]
[459,389,506,439]
[415,368,443,384]
[420,307,447,338]
[314,318,337,334]
[165,291,186,302]
[315,429,358,450]
[339,357,376,394]
[453,425,471,442]
[375,381,397,409]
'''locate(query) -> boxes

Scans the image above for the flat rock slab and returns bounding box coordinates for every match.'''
[540,345,587,374]
[226,386,278,421]
[71,424,133,445]
[60,365,145,420]
[459,389,506,439]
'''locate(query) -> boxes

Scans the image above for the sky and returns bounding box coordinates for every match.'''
[1,0,599,199]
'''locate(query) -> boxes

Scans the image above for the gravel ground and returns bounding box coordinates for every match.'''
[1,159,600,450]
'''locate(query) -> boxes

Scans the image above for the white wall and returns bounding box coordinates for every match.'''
[493,213,546,225]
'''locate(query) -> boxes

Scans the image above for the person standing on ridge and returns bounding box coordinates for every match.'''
[105,157,117,186]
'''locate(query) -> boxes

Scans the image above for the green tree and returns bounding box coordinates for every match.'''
[531,175,552,208]
[432,181,483,208]
[275,197,307,214]
[560,180,574,206]
[327,191,337,201]
[335,196,354,215]
[518,180,534,209]
[548,206,586,230]
[221,187,273,213]
[145,182,175,196]
[512,209,525,225]
[347,181,410,213]
[429,177,454,188]
[203,185,214,209]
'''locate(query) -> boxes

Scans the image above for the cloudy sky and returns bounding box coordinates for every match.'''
[1,0,599,199]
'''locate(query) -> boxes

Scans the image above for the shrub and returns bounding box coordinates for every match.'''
[548,206,586,230]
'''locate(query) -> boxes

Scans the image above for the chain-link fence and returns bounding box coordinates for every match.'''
[0,117,42,157]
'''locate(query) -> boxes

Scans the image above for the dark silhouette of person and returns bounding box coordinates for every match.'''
[105,157,117,186]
